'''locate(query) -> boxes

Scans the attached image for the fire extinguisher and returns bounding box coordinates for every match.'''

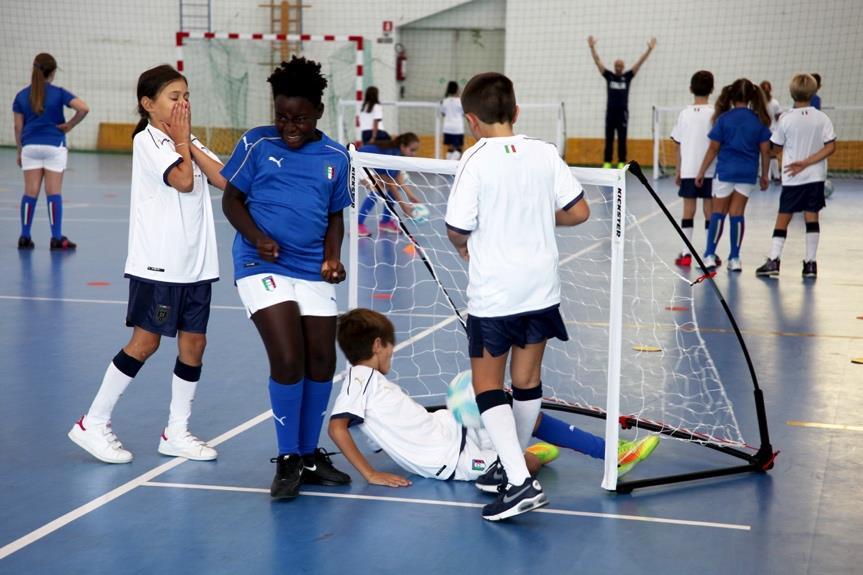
[395,43,407,82]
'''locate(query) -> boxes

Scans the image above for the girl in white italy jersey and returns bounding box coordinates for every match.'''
[69,65,225,465]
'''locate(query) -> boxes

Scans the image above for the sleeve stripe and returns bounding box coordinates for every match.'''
[450,140,487,198]
[163,157,183,186]
[445,223,472,235]
[562,191,584,212]
[226,136,281,183]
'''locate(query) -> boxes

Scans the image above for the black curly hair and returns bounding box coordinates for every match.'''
[267,56,328,105]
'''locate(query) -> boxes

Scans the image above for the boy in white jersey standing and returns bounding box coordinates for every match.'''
[445,73,590,521]
[671,70,715,267]
[755,74,836,278]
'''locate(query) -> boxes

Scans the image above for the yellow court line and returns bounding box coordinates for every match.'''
[786,421,863,432]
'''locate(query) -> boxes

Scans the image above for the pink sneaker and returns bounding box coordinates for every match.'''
[378,220,400,234]
[357,223,371,237]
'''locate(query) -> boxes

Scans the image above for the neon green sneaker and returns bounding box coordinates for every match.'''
[526,442,560,465]
[617,162,626,169]
[602,162,613,169]
[617,435,660,477]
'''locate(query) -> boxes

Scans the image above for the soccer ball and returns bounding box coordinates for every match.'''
[824,179,834,199]
[446,370,482,428]
[410,203,430,224]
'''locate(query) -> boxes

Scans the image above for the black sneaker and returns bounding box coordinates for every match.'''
[475,458,507,493]
[481,478,549,521]
[50,236,77,250]
[802,260,817,278]
[17,236,35,249]
[301,448,351,486]
[270,454,303,499]
[755,258,780,277]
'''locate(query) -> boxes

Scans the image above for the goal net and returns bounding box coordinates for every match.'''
[177,33,362,155]
[653,105,863,180]
[348,150,773,492]
[336,99,566,159]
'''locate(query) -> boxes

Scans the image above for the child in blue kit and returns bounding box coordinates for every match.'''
[356,132,422,237]
[695,78,772,272]
[221,57,352,500]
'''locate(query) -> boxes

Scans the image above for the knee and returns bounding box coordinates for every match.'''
[181,334,207,362]
[306,349,336,381]
[125,338,159,362]
[270,356,304,385]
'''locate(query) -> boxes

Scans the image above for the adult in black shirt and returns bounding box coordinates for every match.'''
[588,36,656,168]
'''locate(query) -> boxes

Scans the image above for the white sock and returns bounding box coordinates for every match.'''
[452,150,461,161]
[805,232,820,262]
[167,374,198,432]
[512,398,542,451]
[682,226,694,255]
[480,404,530,486]
[769,236,786,260]
[85,362,134,426]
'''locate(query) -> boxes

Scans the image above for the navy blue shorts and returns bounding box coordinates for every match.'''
[678,178,712,199]
[125,278,213,337]
[361,129,391,144]
[443,133,464,148]
[779,182,825,213]
[467,305,569,358]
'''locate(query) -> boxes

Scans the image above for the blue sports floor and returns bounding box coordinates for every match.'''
[0,149,862,574]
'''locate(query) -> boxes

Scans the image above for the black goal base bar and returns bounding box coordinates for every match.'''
[541,399,778,494]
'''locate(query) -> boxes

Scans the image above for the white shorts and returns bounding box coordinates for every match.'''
[21,144,68,172]
[454,427,498,481]
[713,177,756,199]
[236,273,338,318]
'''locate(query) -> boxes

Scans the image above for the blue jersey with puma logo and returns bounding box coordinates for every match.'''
[222,126,351,282]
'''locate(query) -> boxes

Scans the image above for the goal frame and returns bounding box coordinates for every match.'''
[347,150,776,493]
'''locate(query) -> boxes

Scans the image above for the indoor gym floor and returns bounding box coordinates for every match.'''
[0,149,861,574]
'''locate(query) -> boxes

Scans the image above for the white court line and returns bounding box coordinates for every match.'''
[0,195,685,558]
[0,314,459,559]
[0,216,234,225]
[141,480,750,531]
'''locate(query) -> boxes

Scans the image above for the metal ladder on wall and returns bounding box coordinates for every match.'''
[259,1,310,67]
[179,0,212,32]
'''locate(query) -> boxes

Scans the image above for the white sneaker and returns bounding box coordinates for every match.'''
[727,258,742,272]
[68,416,133,464]
[158,428,217,461]
[702,254,717,269]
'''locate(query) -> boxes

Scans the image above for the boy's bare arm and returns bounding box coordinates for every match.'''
[784,141,836,176]
[447,227,470,260]
[328,418,412,487]
[556,196,590,226]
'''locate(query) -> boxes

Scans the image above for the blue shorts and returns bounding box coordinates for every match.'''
[443,133,464,148]
[361,129,391,144]
[125,277,213,337]
[467,305,569,358]
[779,182,825,213]
[678,178,712,199]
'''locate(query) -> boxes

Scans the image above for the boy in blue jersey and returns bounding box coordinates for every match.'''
[222,57,352,500]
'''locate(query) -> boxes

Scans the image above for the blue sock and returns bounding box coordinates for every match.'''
[268,378,303,456]
[47,195,63,239]
[533,413,605,459]
[298,377,333,455]
[20,196,37,238]
[358,195,376,225]
[704,212,725,258]
[729,215,744,259]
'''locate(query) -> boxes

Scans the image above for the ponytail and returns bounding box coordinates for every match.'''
[362,86,379,114]
[712,85,732,124]
[28,53,57,116]
[715,78,770,126]
[749,83,771,126]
